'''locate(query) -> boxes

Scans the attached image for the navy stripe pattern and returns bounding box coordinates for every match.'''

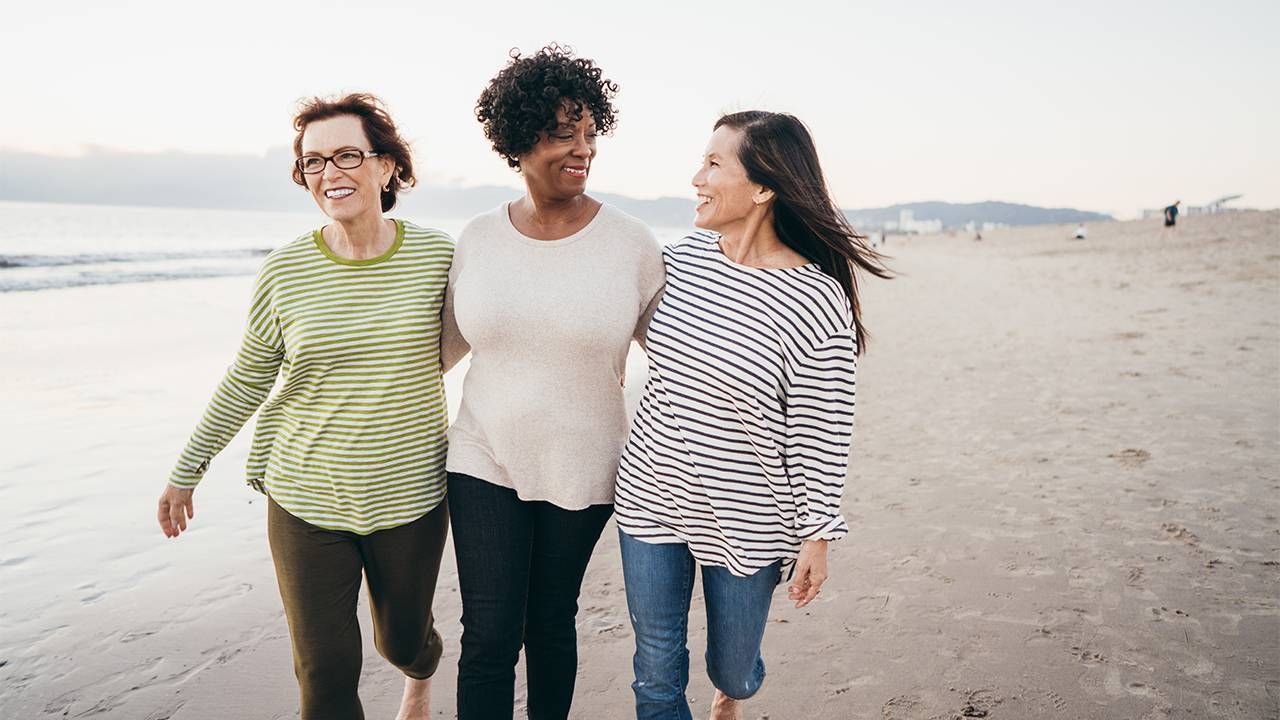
[615,232,856,577]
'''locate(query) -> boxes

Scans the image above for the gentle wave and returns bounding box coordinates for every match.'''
[1,265,259,293]
[0,246,273,293]
[0,248,271,270]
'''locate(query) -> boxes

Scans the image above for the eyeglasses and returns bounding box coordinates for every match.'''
[295,148,380,175]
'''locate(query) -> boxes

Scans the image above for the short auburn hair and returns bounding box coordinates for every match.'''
[291,93,416,212]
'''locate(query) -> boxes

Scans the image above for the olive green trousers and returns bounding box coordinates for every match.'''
[267,497,449,720]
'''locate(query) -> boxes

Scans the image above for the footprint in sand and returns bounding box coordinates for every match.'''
[579,605,627,637]
[958,688,1002,717]
[1069,644,1106,664]
[190,581,255,607]
[880,695,934,720]
[1160,522,1199,546]
[120,627,160,643]
[141,702,186,720]
[1149,606,1190,621]
[1109,448,1150,467]
[1000,687,1068,714]
[1024,627,1054,645]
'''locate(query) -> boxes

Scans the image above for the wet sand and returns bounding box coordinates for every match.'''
[1,210,1276,718]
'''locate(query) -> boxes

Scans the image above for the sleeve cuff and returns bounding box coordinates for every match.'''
[168,459,210,488]
[797,514,849,542]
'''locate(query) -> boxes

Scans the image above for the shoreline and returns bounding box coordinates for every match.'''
[1,211,1276,718]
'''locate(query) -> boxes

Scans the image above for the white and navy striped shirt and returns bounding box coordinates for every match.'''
[615,232,857,577]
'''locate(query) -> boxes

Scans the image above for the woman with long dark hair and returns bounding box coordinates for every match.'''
[614,110,889,720]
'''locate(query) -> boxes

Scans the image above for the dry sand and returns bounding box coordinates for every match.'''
[1,210,1276,719]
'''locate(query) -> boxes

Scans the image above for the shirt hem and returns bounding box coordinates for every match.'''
[447,455,617,511]
[616,514,801,581]
[263,487,446,536]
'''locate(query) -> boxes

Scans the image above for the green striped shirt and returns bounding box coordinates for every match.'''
[169,220,454,534]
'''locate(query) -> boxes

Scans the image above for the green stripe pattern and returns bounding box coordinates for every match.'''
[169,220,454,534]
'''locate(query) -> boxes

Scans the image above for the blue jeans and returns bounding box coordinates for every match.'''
[618,529,781,720]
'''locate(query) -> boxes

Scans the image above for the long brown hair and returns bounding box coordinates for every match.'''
[715,111,890,354]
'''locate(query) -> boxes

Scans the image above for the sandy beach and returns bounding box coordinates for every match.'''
[1,210,1276,719]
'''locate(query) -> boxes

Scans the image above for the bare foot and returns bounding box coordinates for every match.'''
[395,675,432,720]
[709,689,743,720]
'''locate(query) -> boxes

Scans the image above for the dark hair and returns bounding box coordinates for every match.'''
[715,111,891,354]
[291,93,415,212]
[475,43,619,169]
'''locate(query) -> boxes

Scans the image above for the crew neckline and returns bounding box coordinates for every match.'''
[712,236,818,273]
[504,201,607,247]
[312,219,405,266]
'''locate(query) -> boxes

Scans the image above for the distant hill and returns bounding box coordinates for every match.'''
[0,148,1110,229]
[846,201,1112,230]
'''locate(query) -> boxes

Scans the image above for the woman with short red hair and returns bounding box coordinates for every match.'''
[157,93,452,720]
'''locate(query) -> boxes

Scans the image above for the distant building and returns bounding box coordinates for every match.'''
[962,220,1005,233]
[1143,194,1243,219]
[895,209,942,234]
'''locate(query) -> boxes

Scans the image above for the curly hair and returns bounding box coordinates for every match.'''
[291,93,416,212]
[475,44,619,169]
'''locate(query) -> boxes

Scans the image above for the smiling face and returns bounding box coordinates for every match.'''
[692,125,772,233]
[517,103,597,201]
[299,114,394,222]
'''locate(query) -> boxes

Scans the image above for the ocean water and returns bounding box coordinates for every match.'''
[0,201,691,293]
[0,201,472,293]
[0,199,671,714]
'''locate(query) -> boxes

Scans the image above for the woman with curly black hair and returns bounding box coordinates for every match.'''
[440,45,665,719]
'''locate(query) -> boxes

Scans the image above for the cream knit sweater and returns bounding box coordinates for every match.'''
[442,202,665,509]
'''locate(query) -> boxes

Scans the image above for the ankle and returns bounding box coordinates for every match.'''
[396,676,432,720]
[710,689,743,720]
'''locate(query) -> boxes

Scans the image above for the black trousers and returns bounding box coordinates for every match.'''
[267,497,449,720]
[447,472,613,720]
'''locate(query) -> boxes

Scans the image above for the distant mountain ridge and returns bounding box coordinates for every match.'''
[846,201,1112,229]
[0,148,1111,229]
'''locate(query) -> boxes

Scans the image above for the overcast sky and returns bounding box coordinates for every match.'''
[3,0,1276,218]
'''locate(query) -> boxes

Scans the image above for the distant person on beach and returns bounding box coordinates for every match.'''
[157,94,451,719]
[1164,200,1181,228]
[440,45,664,720]
[1074,224,1088,240]
[614,111,890,720]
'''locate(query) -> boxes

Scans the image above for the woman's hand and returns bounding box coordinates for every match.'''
[788,539,829,608]
[158,484,195,538]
